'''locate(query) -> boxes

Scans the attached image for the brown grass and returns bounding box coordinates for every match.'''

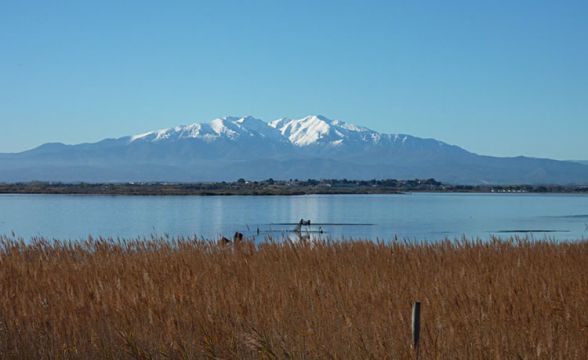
[1,236,587,359]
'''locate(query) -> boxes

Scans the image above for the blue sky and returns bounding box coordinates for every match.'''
[1,1,586,159]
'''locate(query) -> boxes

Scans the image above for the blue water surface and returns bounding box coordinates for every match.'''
[0,193,587,242]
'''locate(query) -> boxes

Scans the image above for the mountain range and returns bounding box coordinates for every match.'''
[1,115,587,185]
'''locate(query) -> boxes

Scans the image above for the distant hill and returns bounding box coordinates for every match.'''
[1,115,588,185]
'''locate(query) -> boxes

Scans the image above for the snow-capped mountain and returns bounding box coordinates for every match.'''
[1,115,588,184]
[131,116,284,143]
[269,115,382,147]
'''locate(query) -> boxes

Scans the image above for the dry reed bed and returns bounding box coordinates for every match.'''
[0,236,587,359]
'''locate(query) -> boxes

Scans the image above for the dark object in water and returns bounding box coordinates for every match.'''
[550,214,588,219]
[233,232,244,242]
[494,229,569,233]
[272,222,373,226]
[298,218,311,226]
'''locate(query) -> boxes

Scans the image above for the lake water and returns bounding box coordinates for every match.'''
[1,193,587,242]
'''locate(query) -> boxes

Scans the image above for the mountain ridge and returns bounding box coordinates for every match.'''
[1,115,587,185]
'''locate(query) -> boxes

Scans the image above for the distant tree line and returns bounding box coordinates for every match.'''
[0,179,585,196]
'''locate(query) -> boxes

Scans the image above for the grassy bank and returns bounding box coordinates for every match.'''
[1,237,587,359]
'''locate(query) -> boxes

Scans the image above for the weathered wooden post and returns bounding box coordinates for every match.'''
[412,301,421,359]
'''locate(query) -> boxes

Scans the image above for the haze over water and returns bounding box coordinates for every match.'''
[1,193,587,242]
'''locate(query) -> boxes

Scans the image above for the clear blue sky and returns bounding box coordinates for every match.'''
[1,1,587,159]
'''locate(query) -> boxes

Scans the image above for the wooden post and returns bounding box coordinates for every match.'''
[412,301,421,359]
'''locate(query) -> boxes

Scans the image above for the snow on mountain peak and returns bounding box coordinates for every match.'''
[269,114,377,146]
[130,116,283,143]
[129,114,409,148]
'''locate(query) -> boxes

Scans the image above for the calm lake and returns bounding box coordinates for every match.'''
[1,193,587,242]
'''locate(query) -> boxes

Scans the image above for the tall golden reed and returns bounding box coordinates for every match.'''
[1,236,587,359]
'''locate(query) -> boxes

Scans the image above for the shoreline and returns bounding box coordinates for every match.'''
[1,179,587,196]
